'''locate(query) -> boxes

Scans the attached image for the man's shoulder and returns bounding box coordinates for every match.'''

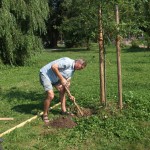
[62,57,72,60]
[61,57,74,62]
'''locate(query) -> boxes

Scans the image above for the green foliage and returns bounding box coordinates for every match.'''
[131,39,140,48]
[1,0,149,64]
[58,0,150,48]
[60,0,98,48]
[0,0,49,65]
[100,0,150,43]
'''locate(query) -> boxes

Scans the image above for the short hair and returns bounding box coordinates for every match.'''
[75,59,87,67]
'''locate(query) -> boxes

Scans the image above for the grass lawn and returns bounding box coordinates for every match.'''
[0,44,150,150]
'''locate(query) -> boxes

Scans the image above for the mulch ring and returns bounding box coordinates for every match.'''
[47,107,94,129]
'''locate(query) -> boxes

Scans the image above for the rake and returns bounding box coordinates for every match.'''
[64,86,84,116]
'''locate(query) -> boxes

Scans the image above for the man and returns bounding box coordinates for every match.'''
[39,57,87,123]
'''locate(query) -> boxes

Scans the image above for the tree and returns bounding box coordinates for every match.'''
[136,0,150,48]
[59,0,98,49]
[41,0,150,49]
[60,0,150,48]
[0,0,49,65]
[41,0,65,48]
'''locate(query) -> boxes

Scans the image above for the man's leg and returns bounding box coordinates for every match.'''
[43,90,54,123]
[54,79,71,112]
[55,84,66,112]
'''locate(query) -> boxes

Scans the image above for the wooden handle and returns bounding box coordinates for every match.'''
[64,86,72,97]
[74,101,84,116]
[0,118,14,121]
[64,86,84,116]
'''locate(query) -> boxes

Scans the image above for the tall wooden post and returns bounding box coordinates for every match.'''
[115,5,123,109]
[98,5,106,105]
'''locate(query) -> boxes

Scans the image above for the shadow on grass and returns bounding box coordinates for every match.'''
[2,87,43,102]
[45,47,90,53]
[2,87,60,115]
[12,103,43,114]
[12,103,61,115]
[122,47,150,53]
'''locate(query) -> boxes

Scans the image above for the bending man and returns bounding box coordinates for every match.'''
[39,57,87,123]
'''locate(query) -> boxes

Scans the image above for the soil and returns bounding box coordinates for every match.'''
[49,116,77,129]
[47,107,94,129]
[76,107,94,117]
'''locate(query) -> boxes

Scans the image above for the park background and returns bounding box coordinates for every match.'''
[0,0,150,150]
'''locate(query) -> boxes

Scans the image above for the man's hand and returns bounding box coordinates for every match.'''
[65,80,70,88]
[69,95,75,102]
[61,78,67,86]
[61,78,70,87]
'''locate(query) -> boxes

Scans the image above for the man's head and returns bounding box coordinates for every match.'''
[74,59,87,70]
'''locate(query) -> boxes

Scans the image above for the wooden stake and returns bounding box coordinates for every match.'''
[98,5,106,105]
[0,102,61,137]
[115,5,123,109]
[0,118,14,121]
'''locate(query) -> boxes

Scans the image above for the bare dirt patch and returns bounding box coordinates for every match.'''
[47,107,94,129]
[49,116,77,128]
[76,107,94,117]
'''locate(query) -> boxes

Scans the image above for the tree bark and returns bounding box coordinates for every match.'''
[98,5,106,105]
[115,5,123,109]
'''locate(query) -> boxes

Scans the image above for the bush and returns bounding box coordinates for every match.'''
[131,39,140,48]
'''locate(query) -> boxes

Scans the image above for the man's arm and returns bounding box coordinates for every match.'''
[52,63,75,101]
[51,64,67,85]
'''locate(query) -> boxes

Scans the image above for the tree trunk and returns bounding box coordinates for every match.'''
[49,28,59,48]
[98,5,106,105]
[115,5,123,109]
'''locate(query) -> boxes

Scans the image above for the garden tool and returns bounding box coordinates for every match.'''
[64,85,84,116]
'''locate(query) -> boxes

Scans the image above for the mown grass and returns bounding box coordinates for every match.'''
[0,44,150,150]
